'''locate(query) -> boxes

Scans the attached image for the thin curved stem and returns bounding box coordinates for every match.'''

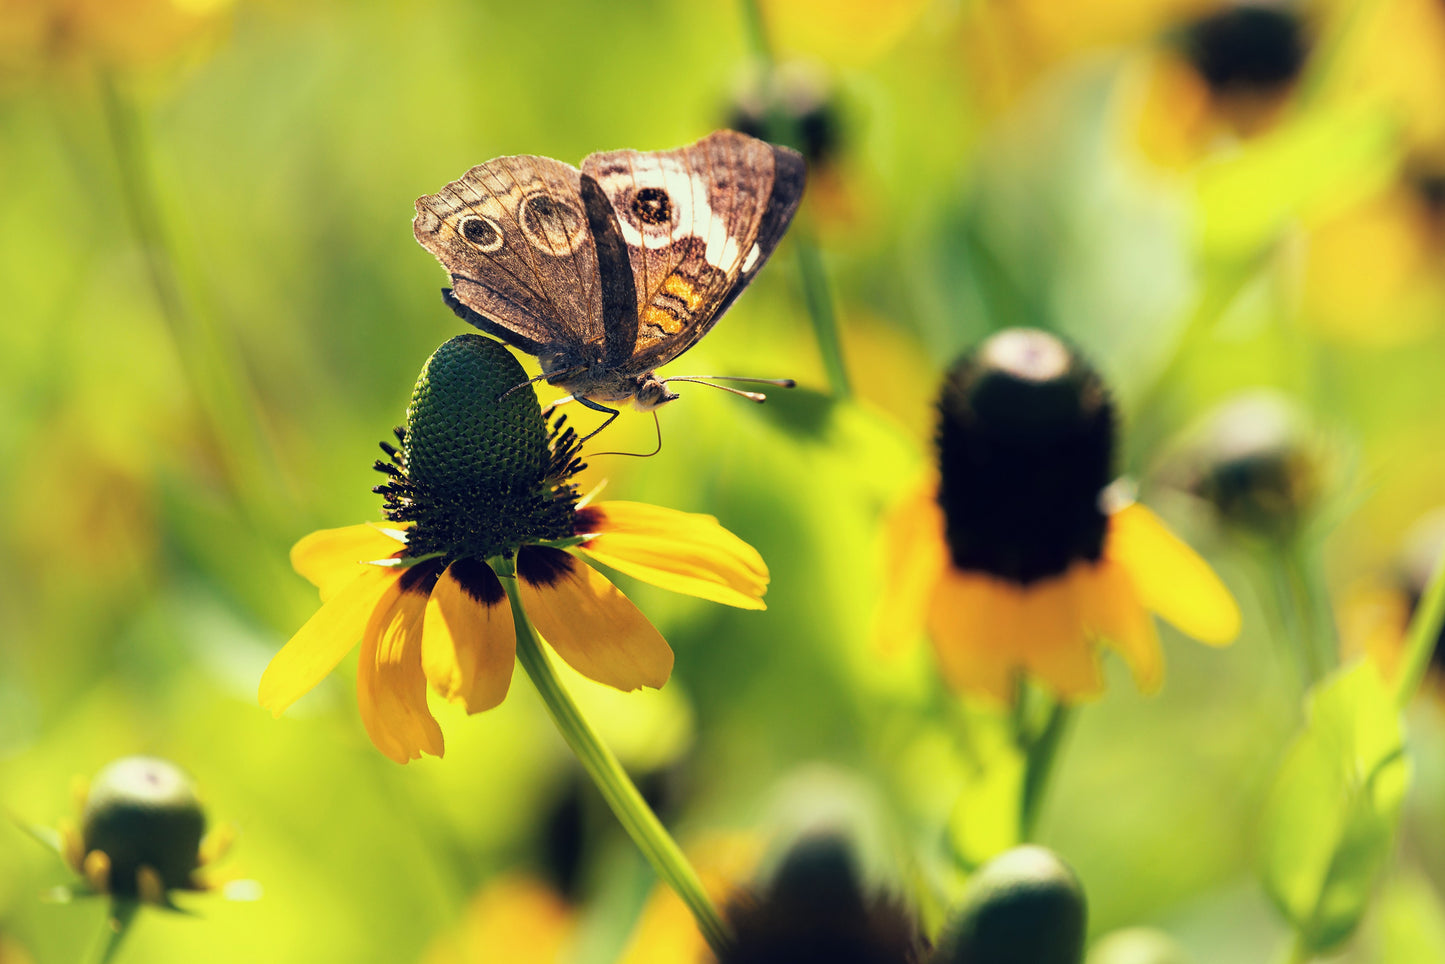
[1019,700,1074,841]
[92,900,139,964]
[733,0,852,401]
[496,562,731,953]
[1395,550,1445,710]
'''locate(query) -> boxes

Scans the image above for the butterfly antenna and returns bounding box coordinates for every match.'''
[661,376,797,403]
[589,411,663,459]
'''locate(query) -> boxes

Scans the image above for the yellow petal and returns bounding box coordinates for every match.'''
[927,568,1021,703]
[875,483,949,654]
[422,873,575,964]
[291,524,408,601]
[1017,573,1104,702]
[1107,502,1241,646]
[577,501,768,610]
[1077,560,1164,694]
[259,565,399,717]
[422,558,517,713]
[517,547,674,692]
[357,571,445,763]
[83,850,111,893]
[136,865,166,904]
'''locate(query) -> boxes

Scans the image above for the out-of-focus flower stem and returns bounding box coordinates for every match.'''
[1394,546,1445,710]
[98,71,288,524]
[92,901,138,964]
[1019,699,1073,841]
[735,0,853,401]
[496,559,731,954]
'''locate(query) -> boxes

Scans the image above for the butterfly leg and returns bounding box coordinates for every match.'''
[574,396,621,442]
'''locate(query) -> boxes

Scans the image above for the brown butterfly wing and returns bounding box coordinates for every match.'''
[581,130,806,374]
[413,156,603,358]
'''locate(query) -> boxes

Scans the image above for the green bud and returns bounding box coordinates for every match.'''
[935,845,1087,964]
[81,757,205,896]
[403,334,549,497]
[1088,928,1192,964]
[1176,392,1322,540]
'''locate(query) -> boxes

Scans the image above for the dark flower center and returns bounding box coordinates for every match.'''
[718,835,926,964]
[372,335,585,564]
[936,329,1115,585]
[1181,4,1309,96]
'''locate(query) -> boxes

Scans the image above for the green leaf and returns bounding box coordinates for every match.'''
[1260,659,1410,954]
[1195,103,1397,265]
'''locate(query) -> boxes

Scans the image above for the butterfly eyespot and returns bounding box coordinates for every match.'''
[458,215,504,252]
[519,193,586,255]
[631,187,673,226]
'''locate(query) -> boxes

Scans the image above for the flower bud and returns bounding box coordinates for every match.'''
[935,846,1087,964]
[81,757,206,898]
[1176,392,1322,540]
[719,833,925,963]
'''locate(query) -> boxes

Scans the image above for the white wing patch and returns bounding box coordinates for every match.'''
[589,159,740,270]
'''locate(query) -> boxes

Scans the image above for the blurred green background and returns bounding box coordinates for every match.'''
[4,0,1445,961]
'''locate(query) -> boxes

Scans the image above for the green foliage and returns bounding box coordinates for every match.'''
[1260,660,1410,954]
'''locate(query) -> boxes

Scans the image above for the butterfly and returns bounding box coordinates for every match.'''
[413,130,806,436]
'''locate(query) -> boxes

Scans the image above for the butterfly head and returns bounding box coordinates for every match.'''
[632,375,681,411]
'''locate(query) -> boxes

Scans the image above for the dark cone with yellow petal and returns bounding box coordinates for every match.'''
[375,335,584,561]
[937,329,1115,585]
[1179,3,1308,97]
[81,757,206,897]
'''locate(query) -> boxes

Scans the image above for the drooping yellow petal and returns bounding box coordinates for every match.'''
[357,573,445,764]
[1076,560,1164,694]
[422,558,516,714]
[1017,572,1104,701]
[576,501,768,610]
[927,568,1020,703]
[875,484,949,654]
[259,565,399,717]
[291,524,409,601]
[517,547,673,692]
[1107,502,1241,646]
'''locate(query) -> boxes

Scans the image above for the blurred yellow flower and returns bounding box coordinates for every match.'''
[260,336,768,763]
[0,0,233,74]
[1341,509,1445,685]
[1122,2,1310,170]
[962,0,1217,114]
[420,873,576,964]
[880,329,1239,702]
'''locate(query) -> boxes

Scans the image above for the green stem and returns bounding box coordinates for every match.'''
[733,0,852,401]
[1274,932,1313,964]
[497,564,731,953]
[92,900,139,964]
[1019,701,1074,841]
[1267,550,1318,691]
[795,230,852,400]
[1394,550,1445,710]
[737,0,773,66]
[97,71,285,522]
